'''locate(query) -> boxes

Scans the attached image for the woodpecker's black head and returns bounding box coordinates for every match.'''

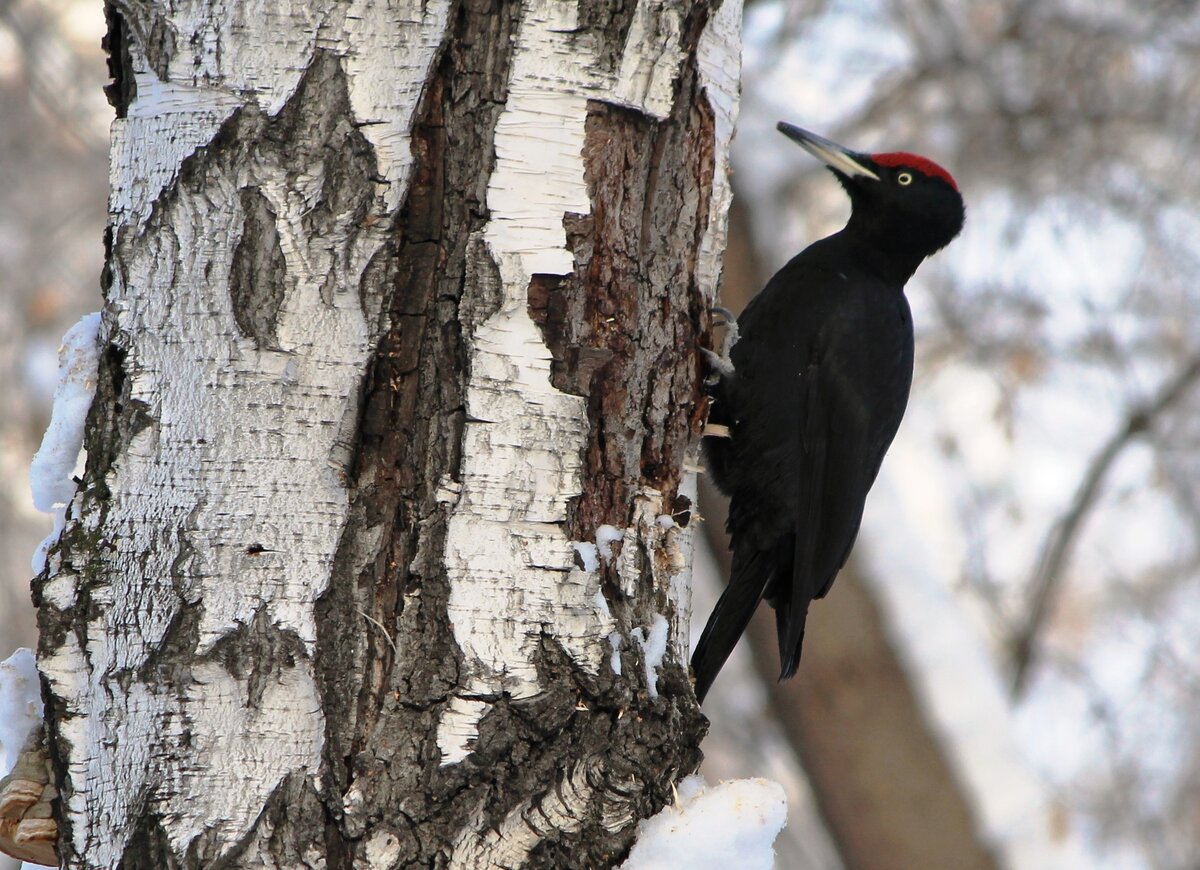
[778,122,965,278]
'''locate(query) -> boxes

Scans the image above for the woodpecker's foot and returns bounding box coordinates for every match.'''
[701,347,735,380]
[0,729,58,867]
[702,306,739,381]
[711,306,740,351]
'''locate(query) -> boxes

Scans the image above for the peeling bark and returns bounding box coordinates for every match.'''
[32,0,740,866]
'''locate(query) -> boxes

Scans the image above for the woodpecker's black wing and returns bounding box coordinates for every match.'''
[774,360,827,678]
[694,246,913,700]
[773,332,886,679]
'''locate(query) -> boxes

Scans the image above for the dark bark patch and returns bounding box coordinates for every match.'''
[101,3,136,118]
[123,812,175,870]
[539,5,717,542]
[133,594,202,686]
[111,4,173,83]
[576,1,640,77]
[315,3,520,866]
[206,605,309,709]
[89,341,154,490]
[228,187,289,348]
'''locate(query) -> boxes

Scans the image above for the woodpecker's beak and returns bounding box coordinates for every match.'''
[777,122,880,182]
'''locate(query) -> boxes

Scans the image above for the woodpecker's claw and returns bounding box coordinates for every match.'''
[701,347,734,380]
[710,306,736,327]
[702,306,740,381]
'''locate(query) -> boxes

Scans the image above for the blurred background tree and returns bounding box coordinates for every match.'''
[714,1,1200,867]
[3,0,1199,868]
[0,0,106,653]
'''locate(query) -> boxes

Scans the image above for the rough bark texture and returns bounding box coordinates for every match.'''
[321,3,729,866]
[32,0,739,867]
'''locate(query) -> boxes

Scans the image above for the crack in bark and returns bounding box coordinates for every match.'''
[314,2,521,865]
[229,188,288,348]
[101,2,136,117]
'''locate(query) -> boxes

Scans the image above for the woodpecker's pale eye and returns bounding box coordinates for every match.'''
[897,172,913,186]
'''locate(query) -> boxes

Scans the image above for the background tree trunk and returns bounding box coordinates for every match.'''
[33,1,740,866]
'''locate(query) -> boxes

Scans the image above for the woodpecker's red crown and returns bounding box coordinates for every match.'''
[871,152,958,191]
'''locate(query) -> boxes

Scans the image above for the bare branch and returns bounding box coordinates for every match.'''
[1010,353,1200,696]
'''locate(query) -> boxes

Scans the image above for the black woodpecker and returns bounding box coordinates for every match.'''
[692,123,965,703]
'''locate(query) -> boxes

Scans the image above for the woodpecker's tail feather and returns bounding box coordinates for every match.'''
[691,547,775,703]
[775,597,808,681]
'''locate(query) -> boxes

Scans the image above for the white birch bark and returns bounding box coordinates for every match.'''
[28,0,742,866]
[40,3,450,866]
[436,0,691,766]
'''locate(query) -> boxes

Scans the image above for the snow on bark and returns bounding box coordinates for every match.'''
[0,650,42,780]
[620,775,787,870]
[631,614,670,699]
[37,3,451,866]
[596,524,625,564]
[28,313,102,575]
[606,487,694,672]
[436,0,696,769]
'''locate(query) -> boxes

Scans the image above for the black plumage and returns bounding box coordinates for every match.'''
[693,124,965,703]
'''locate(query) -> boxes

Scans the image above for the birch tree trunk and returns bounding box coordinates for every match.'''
[31,0,740,866]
